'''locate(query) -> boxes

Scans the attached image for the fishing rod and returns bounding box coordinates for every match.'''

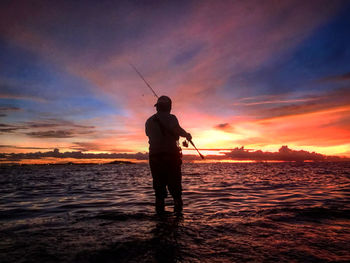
[129,63,159,98]
[129,63,204,159]
[189,140,205,159]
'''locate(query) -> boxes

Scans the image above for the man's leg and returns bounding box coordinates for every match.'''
[173,196,183,213]
[155,196,165,213]
[150,155,167,213]
[167,156,183,213]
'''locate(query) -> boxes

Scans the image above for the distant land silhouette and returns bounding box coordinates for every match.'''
[0,146,349,163]
[207,146,350,162]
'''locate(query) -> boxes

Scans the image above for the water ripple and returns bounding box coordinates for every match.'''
[0,162,350,262]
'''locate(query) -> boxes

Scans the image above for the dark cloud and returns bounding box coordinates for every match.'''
[232,95,317,107]
[25,130,75,138]
[215,123,230,129]
[0,93,46,102]
[0,124,14,128]
[23,119,96,138]
[0,123,27,133]
[256,87,350,121]
[0,128,20,133]
[0,118,96,137]
[25,129,94,138]
[24,119,95,129]
[26,123,61,128]
[0,79,50,102]
[0,106,21,118]
[321,114,350,130]
[70,142,134,153]
[321,71,350,82]
[71,142,107,152]
[0,145,51,150]
[214,123,235,132]
[0,106,21,111]
[231,87,350,122]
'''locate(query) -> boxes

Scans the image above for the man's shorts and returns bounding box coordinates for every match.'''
[149,153,182,199]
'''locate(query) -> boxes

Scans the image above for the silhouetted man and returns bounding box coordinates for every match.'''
[146,95,191,213]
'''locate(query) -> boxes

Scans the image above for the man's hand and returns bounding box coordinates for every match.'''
[186,133,192,141]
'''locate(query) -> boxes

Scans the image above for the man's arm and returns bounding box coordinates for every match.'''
[172,116,192,141]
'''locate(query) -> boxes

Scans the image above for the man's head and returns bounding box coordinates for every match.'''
[154,95,172,113]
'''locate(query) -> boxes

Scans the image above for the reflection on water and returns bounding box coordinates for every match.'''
[0,162,350,262]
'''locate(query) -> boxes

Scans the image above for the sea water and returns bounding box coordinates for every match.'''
[0,162,349,262]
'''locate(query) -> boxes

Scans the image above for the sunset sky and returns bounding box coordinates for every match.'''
[1,0,350,158]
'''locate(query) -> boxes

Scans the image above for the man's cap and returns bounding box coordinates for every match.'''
[154,95,172,107]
